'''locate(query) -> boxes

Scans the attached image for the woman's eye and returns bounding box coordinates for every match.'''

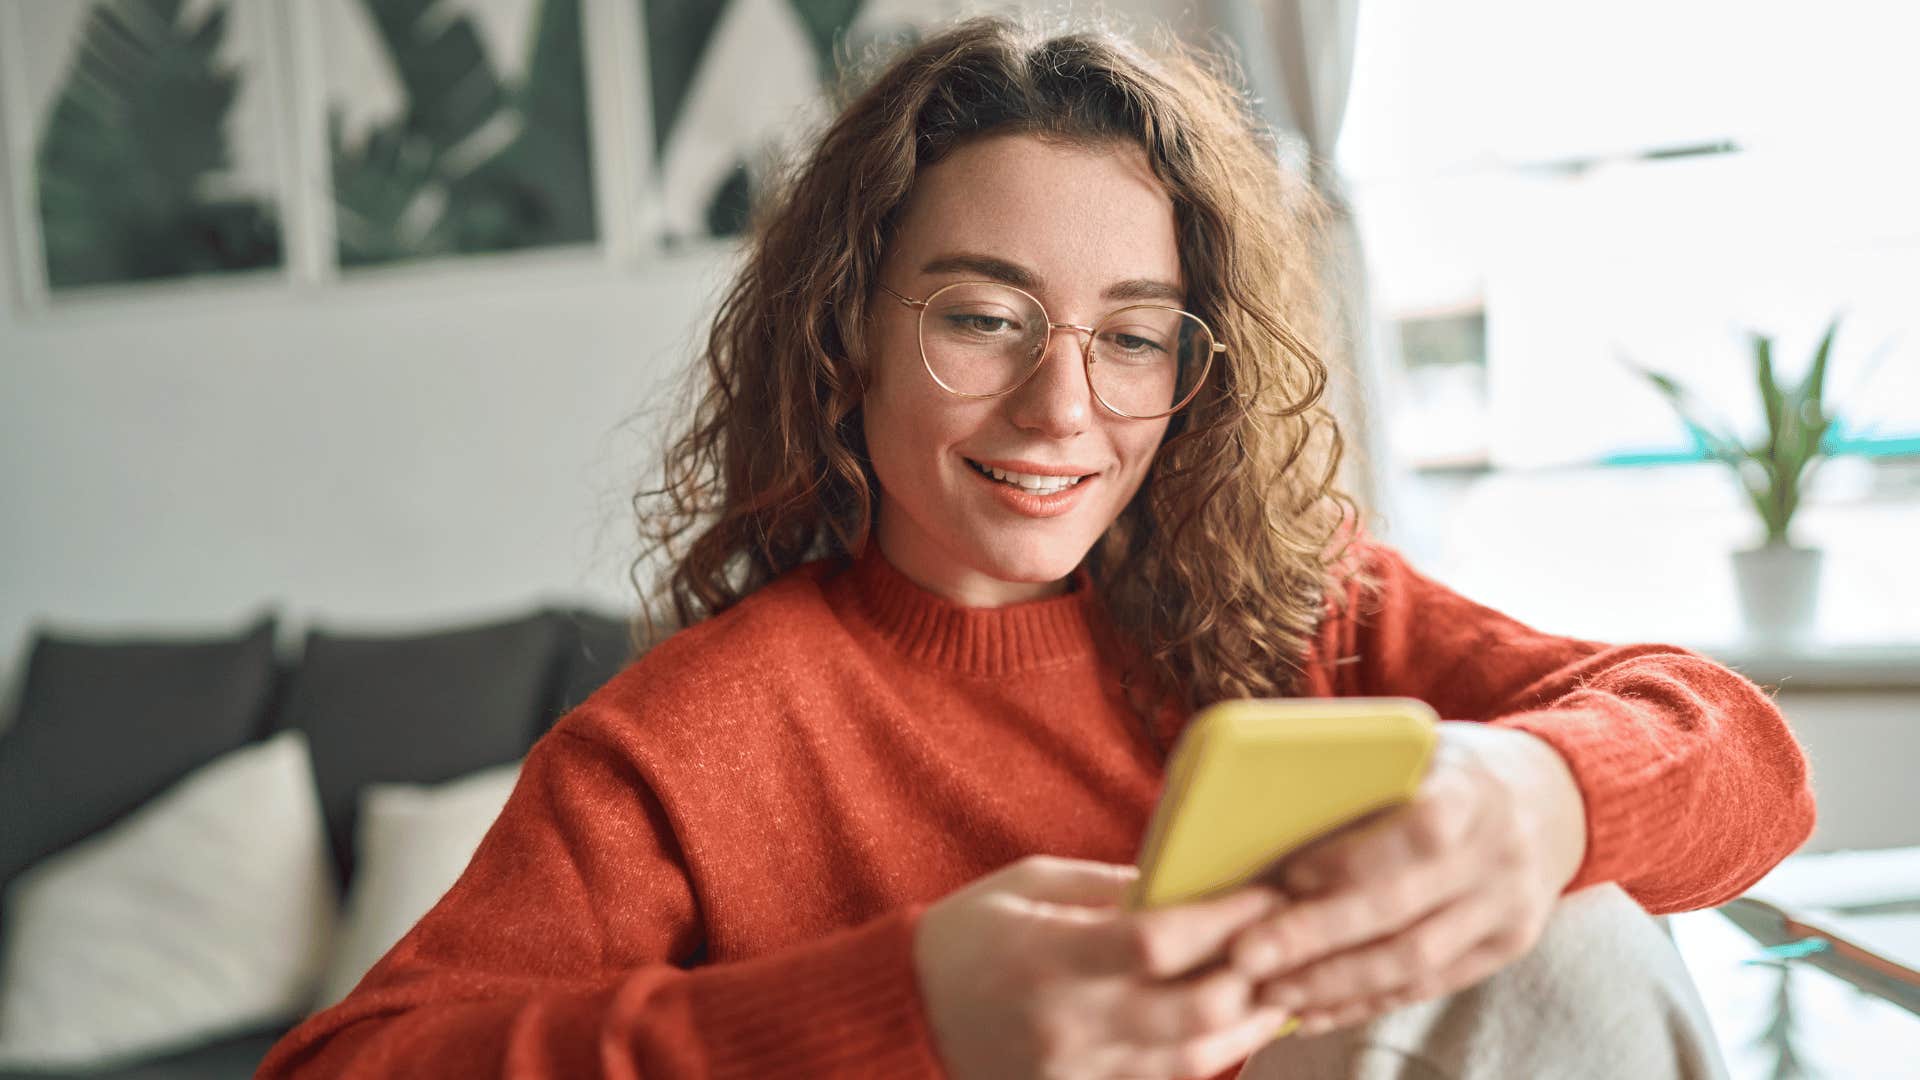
[1105,332,1167,357]
[946,314,1017,334]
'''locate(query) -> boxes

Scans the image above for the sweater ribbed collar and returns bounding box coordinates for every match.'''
[831,539,1101,676]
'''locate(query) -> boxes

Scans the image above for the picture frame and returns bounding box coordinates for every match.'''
[638,0,949,249]
[299,0,602,271]
[0,0,294,306]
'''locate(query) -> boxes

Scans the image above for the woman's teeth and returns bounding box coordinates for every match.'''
[967,459,1086,495]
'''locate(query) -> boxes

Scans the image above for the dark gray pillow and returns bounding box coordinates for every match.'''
[0,613,278,887]
[281,611,563,884]
[548,608,640,727]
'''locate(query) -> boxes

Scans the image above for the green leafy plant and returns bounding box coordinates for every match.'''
[1626,316,1843,547]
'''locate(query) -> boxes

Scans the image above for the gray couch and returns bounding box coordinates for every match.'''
[0,605,637,1079]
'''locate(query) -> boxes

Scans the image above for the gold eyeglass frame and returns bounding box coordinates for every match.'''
[878,280,1223,420]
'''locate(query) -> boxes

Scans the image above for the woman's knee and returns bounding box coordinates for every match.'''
[1237,883,1728,1079]
[1429,883,1724,1078]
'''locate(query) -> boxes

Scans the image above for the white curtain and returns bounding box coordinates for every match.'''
[1207,0,1404,535]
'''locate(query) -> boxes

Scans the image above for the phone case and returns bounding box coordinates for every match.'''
[1126,697,1439,912]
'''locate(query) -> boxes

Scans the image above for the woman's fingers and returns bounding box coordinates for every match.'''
[1103,962,1263,1044]
[1008,854,1142,905]
[1093,1005,1294,1080]
[1253,886,1498,1014]
[1286,922,1530,1038]
[1036,881,1284,979]
[1132,885,1286,977]
[1280,759,1483,900]
[1232,776,1489,981]
[1229,859,1455,984]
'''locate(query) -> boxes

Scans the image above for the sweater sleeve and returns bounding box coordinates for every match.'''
[1324,538,1817,915]
[256,726,947,1079]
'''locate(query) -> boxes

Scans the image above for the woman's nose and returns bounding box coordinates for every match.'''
[1006,324,1096,437]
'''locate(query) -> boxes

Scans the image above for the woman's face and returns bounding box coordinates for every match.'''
[863,132,1180,606]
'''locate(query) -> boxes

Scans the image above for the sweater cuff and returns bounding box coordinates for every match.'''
[1485,706,1680,896]
[692,902,946,1079]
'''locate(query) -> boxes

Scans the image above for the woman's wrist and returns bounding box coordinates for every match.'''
[1500,728,1590,893]
[1443,722,1590,894]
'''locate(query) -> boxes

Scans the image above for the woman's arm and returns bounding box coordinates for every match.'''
[1321,538,1817,915]
[257,726,944,1079]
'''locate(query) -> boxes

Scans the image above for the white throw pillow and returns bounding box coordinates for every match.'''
[0,730,337,1070]
[313,762,521,1007]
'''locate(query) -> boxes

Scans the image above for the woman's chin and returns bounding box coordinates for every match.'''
[969,542,1088,590]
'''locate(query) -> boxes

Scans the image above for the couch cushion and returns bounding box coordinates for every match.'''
[315,762,522,1007]
[280,611,561,883]
[0,613,277,887]
[0,1025,287,1080]
[549,607,639,726]
[0,731,334,1072]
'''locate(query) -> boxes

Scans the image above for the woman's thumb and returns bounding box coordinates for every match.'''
[998,854,1140,907]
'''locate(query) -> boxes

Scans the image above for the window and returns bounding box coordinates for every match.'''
[1340,0,1919,473]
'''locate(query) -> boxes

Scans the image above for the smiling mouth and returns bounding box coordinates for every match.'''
[963,458,1093,494]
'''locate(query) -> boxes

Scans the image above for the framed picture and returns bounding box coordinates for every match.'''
[640,0,951,247]
[0,0,1012,302]
[1,0,289,300]
[307,0,600,269]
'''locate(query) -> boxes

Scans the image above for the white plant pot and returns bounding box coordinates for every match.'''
[1730,543,1823,644]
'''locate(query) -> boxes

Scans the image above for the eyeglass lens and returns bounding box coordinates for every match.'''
[919,282,1210,417]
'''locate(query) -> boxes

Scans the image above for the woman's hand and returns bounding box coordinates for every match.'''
[1228,721,1590,1037]
[913,854,1297,1080]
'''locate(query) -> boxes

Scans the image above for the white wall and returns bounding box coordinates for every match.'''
[0,244,740,713]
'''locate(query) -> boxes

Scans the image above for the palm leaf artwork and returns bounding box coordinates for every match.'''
[642,0,878,239]
[1624,315,1844,546]
[35,0,281,289]
[329,0,595,267]
[788,0,867,83]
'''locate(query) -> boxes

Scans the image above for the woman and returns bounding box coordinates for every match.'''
[261,14,1814,1080]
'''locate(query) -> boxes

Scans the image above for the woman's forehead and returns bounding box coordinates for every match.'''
[890,133,1182,295]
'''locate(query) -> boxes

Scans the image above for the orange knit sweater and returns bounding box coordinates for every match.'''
[258,536,1816,1078]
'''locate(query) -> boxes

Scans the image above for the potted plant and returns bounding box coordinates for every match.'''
[1626,316,1842,642]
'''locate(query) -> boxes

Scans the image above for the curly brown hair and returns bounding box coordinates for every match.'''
[629,12,1375,723]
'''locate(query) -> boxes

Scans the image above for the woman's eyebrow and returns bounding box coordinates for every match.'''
[920,253,1038,289]
[919,252,1185,305]
[1103,277,1185,304]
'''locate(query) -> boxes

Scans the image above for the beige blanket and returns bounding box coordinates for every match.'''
[1237,884,1727,1079]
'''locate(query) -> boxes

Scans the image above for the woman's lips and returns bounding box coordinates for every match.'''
[963,456,1096,519]
[963,456,1100,479]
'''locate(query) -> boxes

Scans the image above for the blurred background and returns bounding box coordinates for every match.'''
[0,1,1915,1076]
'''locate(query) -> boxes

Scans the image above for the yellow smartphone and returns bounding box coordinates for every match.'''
[1124,698,1438,1042]
[1126,697,1439,912]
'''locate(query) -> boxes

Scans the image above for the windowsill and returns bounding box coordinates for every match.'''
[1388,460,1920,690]
[1691,641,1920,691]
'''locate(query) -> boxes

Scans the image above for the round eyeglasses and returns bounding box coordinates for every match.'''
[878,280,1222,419]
